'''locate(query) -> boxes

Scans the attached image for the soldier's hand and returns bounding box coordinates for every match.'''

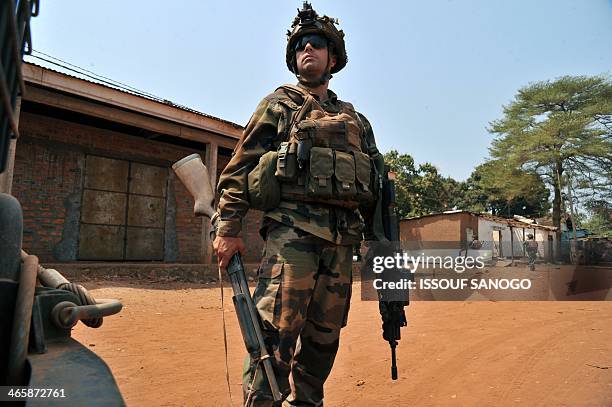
[213,236,246,269]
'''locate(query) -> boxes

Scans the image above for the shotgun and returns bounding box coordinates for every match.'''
[172,154,282,403]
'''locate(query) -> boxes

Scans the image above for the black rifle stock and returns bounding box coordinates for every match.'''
[172,154,282,403]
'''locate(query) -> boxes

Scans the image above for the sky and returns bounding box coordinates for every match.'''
[27,0,612,181]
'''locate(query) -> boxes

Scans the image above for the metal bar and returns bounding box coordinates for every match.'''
[122,161,132,260]
[7,254,39,385]
[0,96,20,193]
[7,0,26,95]
[22,249,70,288]
[31,298,47,354]
[82,186,165,199]
[0,61,20,137]
[79,221,164,230]
[51,299,123,329]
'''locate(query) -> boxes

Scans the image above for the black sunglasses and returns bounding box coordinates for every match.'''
[294,34,328,52]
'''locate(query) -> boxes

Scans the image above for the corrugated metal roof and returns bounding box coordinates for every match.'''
[402,210,557,231]
[23,58,244,130]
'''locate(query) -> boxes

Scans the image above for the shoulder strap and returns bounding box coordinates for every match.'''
[275,85,316,142]
[277,83,309,96]
[339,100,371,153]
[275,84,310,106]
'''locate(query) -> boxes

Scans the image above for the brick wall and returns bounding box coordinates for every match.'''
[13,140,82,260]
[400,212,478,243]
[12,111,267,263]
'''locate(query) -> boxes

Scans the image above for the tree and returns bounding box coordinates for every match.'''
[488,75,612,235]
[384,151,461,218]
[457,161,550,218]
[581,199,612,237]
[383,150,417,218]
[412,163,460,216]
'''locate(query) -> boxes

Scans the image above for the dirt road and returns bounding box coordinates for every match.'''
[72,279,611,406]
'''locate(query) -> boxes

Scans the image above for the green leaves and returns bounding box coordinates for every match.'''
[490,76,611,167]
[383,150,460,218]
[384,75,610,228]
[488,74,612,229]
[459,161,550,218]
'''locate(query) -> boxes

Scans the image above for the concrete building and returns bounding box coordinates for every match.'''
[1,63,266,277]
[400,210,558,262]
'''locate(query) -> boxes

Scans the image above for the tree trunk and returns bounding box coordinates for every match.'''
[552,160,564,262]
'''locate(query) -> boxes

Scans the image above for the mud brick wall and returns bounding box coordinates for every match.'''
[12,111,264,263]
[400,212,478,243]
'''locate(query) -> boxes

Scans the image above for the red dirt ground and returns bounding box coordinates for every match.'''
[72,279,612,407]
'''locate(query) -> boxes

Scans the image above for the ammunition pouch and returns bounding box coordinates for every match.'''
[275,141,298,181]
[333,151,356,198]
[354,151,375,204]
[270,84,376,210]
[278,144,372,210]
[307,147,334,198]
[247,151,281,211]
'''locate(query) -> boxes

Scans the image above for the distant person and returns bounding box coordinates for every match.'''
[461,234,482,257]
[524,234,538,270]
[469,234,482,250]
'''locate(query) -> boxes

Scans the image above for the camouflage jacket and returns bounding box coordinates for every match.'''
[215,84,381,245]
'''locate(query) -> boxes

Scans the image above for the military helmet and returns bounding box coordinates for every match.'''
[286,2,347,75]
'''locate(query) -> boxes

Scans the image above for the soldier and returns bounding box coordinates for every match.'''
[524,234,538,270]
[212,2,382,406]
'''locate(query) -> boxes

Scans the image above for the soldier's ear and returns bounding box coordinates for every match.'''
[330,53,337,70]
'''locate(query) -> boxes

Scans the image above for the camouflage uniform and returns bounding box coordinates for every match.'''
[524,239,538,269]
[216,84,379,406]
[215,3,380,406]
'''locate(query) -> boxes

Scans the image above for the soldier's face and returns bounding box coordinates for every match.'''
[296,38,336,80]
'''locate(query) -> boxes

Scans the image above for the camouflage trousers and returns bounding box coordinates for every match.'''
[243,222,353,407]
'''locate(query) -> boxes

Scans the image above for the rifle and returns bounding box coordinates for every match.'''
[378,166,408,380]
[172,154,283,404]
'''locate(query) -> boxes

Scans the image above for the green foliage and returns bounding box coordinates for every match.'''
[488,75,612,228]
[581,200,612,237]
[383,150,417,218]
[384,150,459,218]
[383,76,610,223]
[456,161,550,218]
[384,151,549,219]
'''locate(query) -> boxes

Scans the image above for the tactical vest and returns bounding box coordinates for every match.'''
[274,84,375,209]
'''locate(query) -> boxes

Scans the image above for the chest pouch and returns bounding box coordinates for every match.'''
[298,109,350,144]
[279,98,374,208]
[334,151,357,198]
[307,147,334,198]
[353,151,374,203]
[275,141,298,181]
